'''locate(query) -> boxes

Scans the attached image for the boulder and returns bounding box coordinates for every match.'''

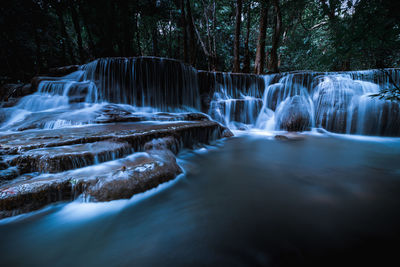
[48,65,80,76]
[274,133,306,141]
[275,96,312,132]
[0,83,34,102]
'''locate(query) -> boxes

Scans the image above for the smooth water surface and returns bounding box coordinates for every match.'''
[1,134,400,266]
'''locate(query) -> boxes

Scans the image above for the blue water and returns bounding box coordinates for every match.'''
[1,134,400,266]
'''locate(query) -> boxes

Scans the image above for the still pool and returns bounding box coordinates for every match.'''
[1,133,400,266]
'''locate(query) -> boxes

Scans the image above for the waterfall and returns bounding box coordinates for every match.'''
[251,69,400,136]
[83,57,200,110]
[1,56,399,136]
[0,57,201,131]
[204,71,267,129]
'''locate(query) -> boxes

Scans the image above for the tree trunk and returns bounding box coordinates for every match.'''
[55,4,75,64]
[135,11,142,56]
[186,0,196,66]
[233,0,242,73]
[152,26,159,56]
[269,0,282,73]
[211,0,217,70]
[69,1,84,62]
[243,1,251,73]
[180,0,188,62]
[254,0,269,74]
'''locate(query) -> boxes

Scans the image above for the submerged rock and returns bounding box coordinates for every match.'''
[274,133,306,141]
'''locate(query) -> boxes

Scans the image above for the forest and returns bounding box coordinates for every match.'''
[1,0,399,83]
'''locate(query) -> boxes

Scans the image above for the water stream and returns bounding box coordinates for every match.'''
[1,134,400,266]
[1,58,400,265]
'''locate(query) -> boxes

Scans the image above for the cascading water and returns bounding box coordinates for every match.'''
[253,69,400,136]
[204,71,267,129]
[83,57,200,110]
[206,68,400,136]
[0,57,201,131]
[1,56,399,136]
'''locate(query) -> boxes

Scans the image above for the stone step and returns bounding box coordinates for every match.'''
[0,148,181,219]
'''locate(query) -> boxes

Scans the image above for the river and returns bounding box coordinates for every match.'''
[1,132,400,266]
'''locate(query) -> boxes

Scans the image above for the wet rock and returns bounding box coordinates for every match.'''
[87,150,182,201]
[0,121,225,153]
[94,104,143,123]
[274,133,306,141]
[9,141,132,174]
[0,97,20,108]
[0,150,182,218]
[0,83,22,101]
[0,84,34,102]
[144,137,180,154]
[276,96,312,132]
[92,104,211,124]
[31,76,64,91]
[48,65,80,76]
[0,167,19,184]
[222,128,234,137]
[0,119,227,218]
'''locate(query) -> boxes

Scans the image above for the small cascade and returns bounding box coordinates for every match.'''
[0,57,201,131]
[83,57,200,110]
[205,71,267,129]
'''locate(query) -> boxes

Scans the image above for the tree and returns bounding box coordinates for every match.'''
[1,0,399,83]
[180,0,188,63]
[269,0,282,73]
[232,0,242,73]
[242,1,252,73]
[254,0,269,74]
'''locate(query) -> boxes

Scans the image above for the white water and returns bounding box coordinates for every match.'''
[1,57,399,136]
[208,69,400,136]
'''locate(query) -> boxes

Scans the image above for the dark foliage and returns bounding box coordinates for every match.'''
[1,0,399,83]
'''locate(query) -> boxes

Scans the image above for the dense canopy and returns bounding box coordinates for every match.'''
[1,0,399,82]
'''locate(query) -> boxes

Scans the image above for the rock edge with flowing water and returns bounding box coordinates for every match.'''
[0,56,399,218]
